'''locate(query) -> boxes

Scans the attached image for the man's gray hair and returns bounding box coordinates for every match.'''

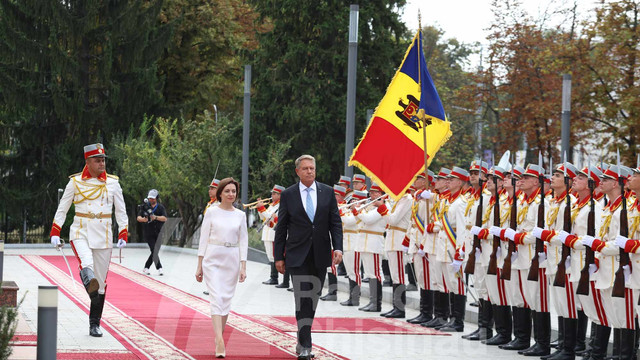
[295,154,316,168]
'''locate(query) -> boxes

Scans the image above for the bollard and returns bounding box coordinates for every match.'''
[37,286,58,360]
[0,240,4,283]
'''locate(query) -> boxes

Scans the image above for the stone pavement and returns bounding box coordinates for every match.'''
[6,244,556,359]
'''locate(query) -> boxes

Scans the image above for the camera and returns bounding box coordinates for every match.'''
[138,198,154,222]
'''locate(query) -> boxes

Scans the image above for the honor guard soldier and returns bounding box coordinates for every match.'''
[503,163,551,356]
[435,167,470,332]
[204,178,221,214]
[340,190,367,306]
[422,168,452,329]
[320,185,348,301]
[50,143,128,337]
[555,165,603,359]
[479,166,514,346]
[380,173,422,318]
[259,185,285,285]
[463,160,492,340]
[352,183,388,312]
[352,174,368,194]
[532,162,579,359]
[339,175,353,202]
[580,165,634,360]
[404,171,437,324]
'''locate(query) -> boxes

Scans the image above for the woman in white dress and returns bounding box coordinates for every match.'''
[195,177,248,358]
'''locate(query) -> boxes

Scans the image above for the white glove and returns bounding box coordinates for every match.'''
[615,235,629,249]
[417,249,426,258]
[489,226,502,237]
[532,227,544,239]
[589,263,598,275]
[581,235,596,248]
[496,247,502,259]
[51,236,61,247]
[117,239,127,248]
[470,226,481,236]
[402,245,410,253]
[565,255,571,269]
[538,252,547,263]
[457,249,465,258]
[511,251,519,262]
[623,264,631,282]
[419,190,434,200]
[557,230,570,243]
[475,247,482,255]
[504,228,516,241]
[450,260,463,272]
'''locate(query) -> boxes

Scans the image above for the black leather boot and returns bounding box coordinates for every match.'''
[500,307,531,350]
[422,291,449,328]
[618,328,636,360]
[320,273,337,301]
[547,317,577,360]
[89,293,105,337]
[574,310,588,354]
[405,263,417,291]
[340,279,360,306]
[484,304,512,345]
[519,310,539,354]
[381,259,392,287]
[360,279,382,312]
[578,320,597,357]
[611,328,621,360]
[590,324,611,360]
[80,267,99,297]
[438,294,465,332]
[550,316,564,349]
[407,289,433,324]
[383,284,406,318]
[380,283,396,317]
[522,311,550,356]
[262,262,279,285]
[464,298,494,340]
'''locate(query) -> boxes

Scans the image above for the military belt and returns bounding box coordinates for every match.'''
[75,212,111,219]
[387,226,407,232]
[360,230,384,236]
[344,229,358,234]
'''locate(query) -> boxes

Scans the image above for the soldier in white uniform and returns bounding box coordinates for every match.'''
[258,185,284,285]
[352,183,387,312]
[50,143,128,337]
[320,185,348,301]
[340,190,367,306]
[204,178,220,214]
[436,166,469,332]
[379,173,415,318]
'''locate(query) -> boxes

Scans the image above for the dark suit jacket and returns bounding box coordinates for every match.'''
[274,181,343,268]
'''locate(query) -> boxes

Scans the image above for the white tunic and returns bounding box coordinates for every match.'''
[198,206,248,315]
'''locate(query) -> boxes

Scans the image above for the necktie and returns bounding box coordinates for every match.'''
[305,188,315,222]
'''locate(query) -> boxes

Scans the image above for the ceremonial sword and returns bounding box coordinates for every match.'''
[56,239,77,289]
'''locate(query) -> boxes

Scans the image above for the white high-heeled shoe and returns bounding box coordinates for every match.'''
[215,340,225,358]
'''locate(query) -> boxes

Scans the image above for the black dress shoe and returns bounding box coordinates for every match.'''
[275,283,290,289]
[382,279,392,287]
[382,308,405,318]
[262,278,278,285]
[89,324,103,337]
[517,343,537,354]
[521,343,550,356]
[438,322,464,332]
[407,313,432,324]
[540,348,561,359]
[466,329,492,341]
[287,287,294,292]
[297,348,314,359]
[461,328,480,340]
[340,298,359,306]
[499,338,530,350]
[421,317,447,328]
[483,333,511,346]
[320,293,337,301]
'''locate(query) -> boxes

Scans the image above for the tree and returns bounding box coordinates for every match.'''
[0,0,172,234]
[248,0,409,187]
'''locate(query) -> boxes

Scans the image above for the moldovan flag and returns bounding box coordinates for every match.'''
[348,30,452,200]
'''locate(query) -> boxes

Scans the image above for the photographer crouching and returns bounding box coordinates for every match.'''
[136,189,167,275]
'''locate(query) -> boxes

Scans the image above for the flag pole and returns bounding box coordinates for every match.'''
[417,11,431,226]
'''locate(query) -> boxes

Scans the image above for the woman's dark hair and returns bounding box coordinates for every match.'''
[216,177,239,200]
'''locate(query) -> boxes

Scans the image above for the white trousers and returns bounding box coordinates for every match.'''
[577,282,609,327]
[70,239,112,295]
[361,252,382,282]
[505,269,529,308]
[486,269,509,306]
[344,250,361,285]
[264,240,274,262]
[412,253,432,290]
[523,268,549,312]
[441,261,465,295]
[549,275,578,319]
[601,287,638,330]
[386,251,405,285]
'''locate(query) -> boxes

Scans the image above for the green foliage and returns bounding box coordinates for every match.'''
[0,295,23,360]
[110,111,243,245]
[249,0,409,186]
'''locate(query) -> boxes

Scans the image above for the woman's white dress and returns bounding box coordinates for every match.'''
[198,206,248,315]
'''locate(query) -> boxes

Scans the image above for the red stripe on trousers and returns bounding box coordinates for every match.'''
[496,269,506,306]
[442,274,448,294]
[354,252,361,286]
[423,256,430,290]
[591,282,607,327]
[70,241,82,270]
[374,254,382,282]
[518,270,529,309]
[538,268,548,313]
[397,252,405,285]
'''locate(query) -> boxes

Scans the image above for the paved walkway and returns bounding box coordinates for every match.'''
[6,245,544,359]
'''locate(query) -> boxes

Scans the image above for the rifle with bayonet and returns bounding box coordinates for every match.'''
[528,153,546,281]
[612,154,629,298]
[501,168,518,281]
[465,159,485,275]
[487,172,501,276]
[576,164,595,295]
[554,157,572,287]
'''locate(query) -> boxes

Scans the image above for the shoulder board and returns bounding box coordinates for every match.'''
[107,174,119,180]
[68,172,81,179]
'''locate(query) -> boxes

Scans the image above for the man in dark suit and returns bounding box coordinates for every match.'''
[275,154,343,360]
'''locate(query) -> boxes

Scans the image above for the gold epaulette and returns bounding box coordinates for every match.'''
[107,173,119,180]
[68,172,81,179]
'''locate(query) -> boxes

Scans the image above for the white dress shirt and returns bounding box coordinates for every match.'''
[299,181,318,213]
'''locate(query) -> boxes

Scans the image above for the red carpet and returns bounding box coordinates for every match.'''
[23,255,347,360]
[241,314,450,335]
